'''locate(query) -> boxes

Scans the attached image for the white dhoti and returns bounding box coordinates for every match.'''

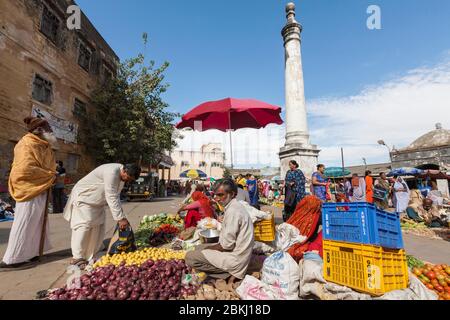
[68,203,106,261]
[71,224,106,261]
[2,192,52,264]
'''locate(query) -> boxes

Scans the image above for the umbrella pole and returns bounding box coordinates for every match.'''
[229,130,234,169]
[229,111,234,169]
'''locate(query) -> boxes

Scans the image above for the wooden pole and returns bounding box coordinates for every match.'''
[39,189,51,259]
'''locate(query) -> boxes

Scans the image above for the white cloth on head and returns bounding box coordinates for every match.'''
[351,178,366,202]
[202,199,254,279]
[394,177,410,213]
[2,191,51,264]
[64,163,126,228]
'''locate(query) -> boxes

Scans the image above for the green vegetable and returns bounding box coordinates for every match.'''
[407,255,425,269]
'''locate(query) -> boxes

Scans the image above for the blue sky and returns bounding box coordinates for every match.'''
[76,0,450,168]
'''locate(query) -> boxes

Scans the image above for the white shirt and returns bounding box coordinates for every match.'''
[64,164,126,228]
[202,199,254,279]
[236,188,251,204]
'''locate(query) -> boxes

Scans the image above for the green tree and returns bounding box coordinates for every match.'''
[81,35,179,166]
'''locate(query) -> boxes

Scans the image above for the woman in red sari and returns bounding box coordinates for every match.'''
[178,191,215,228]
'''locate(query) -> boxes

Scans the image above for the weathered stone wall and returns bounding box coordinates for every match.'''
[0,0,119,185]
[391,146,450,170]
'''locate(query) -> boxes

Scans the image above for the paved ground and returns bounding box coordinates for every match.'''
[0,197,449,300]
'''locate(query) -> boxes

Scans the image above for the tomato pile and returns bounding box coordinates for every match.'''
[412,264,450,300]
[149,224,181,247]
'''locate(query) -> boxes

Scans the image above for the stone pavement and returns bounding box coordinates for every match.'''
[0,197,449,300]
[0,197,183,300]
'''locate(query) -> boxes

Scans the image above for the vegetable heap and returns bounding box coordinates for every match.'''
[49,260,198,300]
[135,214,184,248]
[149,224,181,247]
[401,221,428,230]
[94,248,186,268]
[406,255,425,269]
[412,263,450,300]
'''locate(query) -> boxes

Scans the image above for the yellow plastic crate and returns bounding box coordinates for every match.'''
[254,213,275,242]
[323,240,409,296]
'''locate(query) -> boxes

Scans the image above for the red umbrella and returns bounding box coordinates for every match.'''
[176,98,284,167]
[176,98,283,132]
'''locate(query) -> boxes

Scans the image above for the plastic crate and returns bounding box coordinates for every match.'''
[322,202,403,249]
[254,214,275,242]
[323,240,409,296]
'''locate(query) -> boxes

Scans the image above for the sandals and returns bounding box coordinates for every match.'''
[0,260,38,272]
[70,258,88,270]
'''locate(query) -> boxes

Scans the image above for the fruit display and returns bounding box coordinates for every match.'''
[49,259,198,300]
[135,214,184,247]
[412,263,450,300]
[93,248,186,268]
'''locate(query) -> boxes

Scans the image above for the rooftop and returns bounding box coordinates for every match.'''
[396,123,450,152]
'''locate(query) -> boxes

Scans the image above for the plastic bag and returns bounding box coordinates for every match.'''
[274,223,307,252]
[107,224,137,255]
[253,241,276,255]
[236,276,281,300]
[261,251,300,300]
[197,218,222,231]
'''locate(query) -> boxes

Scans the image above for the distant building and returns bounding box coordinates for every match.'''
[170,144,225,180]
[391,124,450,171]
[228,168,262,178]
[346,163,391,177]
[0,0,119,184]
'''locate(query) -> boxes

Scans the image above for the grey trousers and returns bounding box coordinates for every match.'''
[185,244,231,279]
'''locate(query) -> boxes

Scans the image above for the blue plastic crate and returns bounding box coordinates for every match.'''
[322,202,404,249]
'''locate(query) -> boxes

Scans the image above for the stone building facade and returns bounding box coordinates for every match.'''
[391,124,450,171]
[170,144,225,180]
[0,0,119,185]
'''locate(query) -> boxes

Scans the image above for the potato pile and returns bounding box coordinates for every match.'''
[94,248,186,268]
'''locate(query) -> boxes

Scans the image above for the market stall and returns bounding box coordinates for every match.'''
[41,194,449,301]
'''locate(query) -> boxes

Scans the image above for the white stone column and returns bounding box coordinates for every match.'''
[279,3,320,182]
[283,3,309,146]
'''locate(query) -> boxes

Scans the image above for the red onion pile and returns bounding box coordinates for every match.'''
[49,259,198,300]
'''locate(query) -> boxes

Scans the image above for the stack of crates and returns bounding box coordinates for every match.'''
[322,202,409,296]
[254,212,276,242]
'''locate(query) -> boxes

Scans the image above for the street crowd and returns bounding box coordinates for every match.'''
[0,116,447,286]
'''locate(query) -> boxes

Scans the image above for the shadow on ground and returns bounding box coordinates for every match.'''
[0,227,11,245]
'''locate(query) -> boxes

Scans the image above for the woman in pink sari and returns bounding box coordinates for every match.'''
[263,181,270,198]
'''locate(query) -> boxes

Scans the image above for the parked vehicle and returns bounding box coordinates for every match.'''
[126,174,154,202]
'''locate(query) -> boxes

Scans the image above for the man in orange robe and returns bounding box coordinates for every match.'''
[365,170,374,204]
[0,117,56,270]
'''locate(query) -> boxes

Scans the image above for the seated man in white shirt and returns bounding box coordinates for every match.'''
[185,179,254,285]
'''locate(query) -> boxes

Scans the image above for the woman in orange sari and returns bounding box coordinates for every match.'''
[178,191,215,228]
[365,170,374,204]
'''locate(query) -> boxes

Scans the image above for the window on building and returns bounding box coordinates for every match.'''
[73,98,87,118]
[66,154,80,173]
[199,161,206,167]
[40,6,60,44]
[78,42,92,72]
[32,74,53,105]
[102,64,113,83]
[211,162,224,168]
[181,161,189,167]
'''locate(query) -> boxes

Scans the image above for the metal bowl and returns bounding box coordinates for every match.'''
[199,229,220,244]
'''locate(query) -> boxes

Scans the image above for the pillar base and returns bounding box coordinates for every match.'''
[279,144,320,184]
